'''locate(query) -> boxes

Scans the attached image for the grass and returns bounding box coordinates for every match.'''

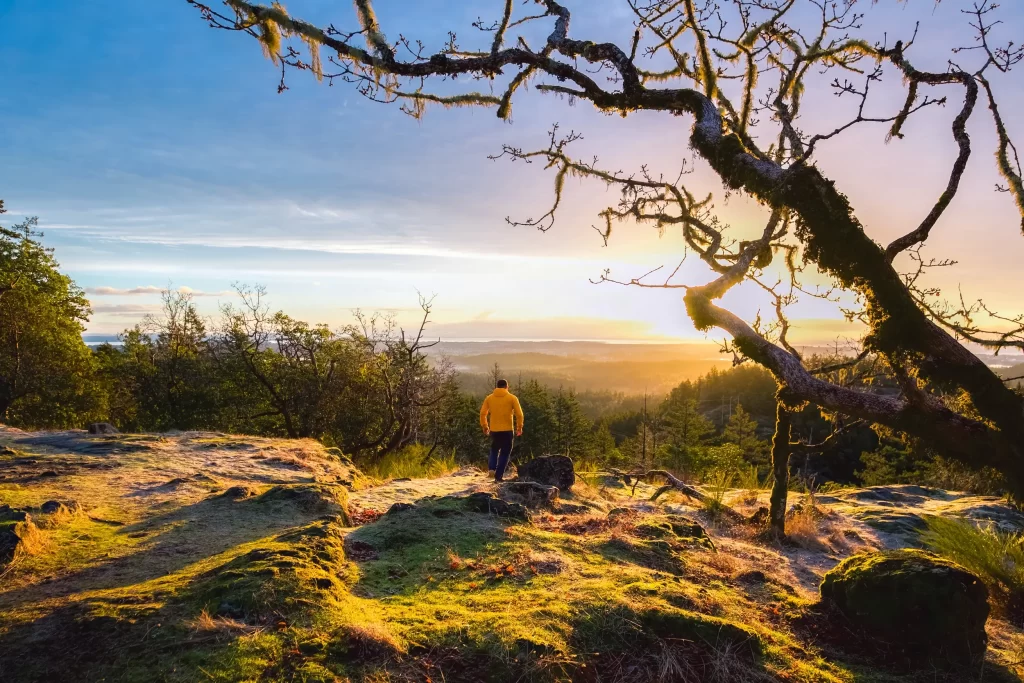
[922,516,1024,619]
[360,444,459,481]
[701,469,735,521]
[734,465,770,505]
[3,430,1022,682]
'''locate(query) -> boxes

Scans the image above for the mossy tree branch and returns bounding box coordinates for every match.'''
[187,0,1024,494]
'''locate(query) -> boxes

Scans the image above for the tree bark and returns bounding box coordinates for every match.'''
[769,402,792,537]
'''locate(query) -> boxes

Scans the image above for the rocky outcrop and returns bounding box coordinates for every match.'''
[820,548,989,666]
[516,455,575,491]
[819,485,1024,543]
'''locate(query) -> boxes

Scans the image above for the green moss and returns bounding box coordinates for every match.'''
[188,517,354,624]
[821,549,989,666]
[255,483,350,523]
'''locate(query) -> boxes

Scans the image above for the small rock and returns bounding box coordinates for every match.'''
[463,492,529,520]
[735,570,769,585]
[219,485,260,500]
[0,507,29,522]
[386,502,416,515]
[498,481,558,509]
[820,548,989,666]
[607,507,636,520]
[343,537,379,561]
[516,455,575,491]
[40,500,82,515]
[87,423,119,435]
[746,507,770,527]
[553,501,591,515]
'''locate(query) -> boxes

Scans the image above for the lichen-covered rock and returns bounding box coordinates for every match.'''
[820,549,989,665]
[517,455,575,491]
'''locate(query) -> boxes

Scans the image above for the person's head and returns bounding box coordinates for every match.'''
[496,379,508,389]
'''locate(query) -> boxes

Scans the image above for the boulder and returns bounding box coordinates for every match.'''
[516,455,575,491]
[820,549,989,666]
[87,423,119,435]
[498,481,558,509]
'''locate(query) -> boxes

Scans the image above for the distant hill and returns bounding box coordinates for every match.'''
[427,342,732,394]
[998,363,1024,388]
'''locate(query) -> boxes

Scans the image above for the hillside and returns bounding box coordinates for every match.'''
[1,428,1023,682]
[435,343,733,394]
[998,364,1024,388]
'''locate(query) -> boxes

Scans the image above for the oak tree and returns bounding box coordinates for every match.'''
[187,0,1024,531]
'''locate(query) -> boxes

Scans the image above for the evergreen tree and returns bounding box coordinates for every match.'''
[723,404,768,465]
[660,387,713,474]
[514,379,556,459]
[552,387,592,459]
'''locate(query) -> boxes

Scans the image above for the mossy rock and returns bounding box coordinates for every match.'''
[322,446,353,465]
[633,515,715,551]
[191,519,352,623]
[820,549,989,666]
[638,608,762,660]
[572,604,762,674]
[255,483,350,523]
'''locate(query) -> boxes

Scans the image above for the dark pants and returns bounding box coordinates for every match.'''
[488,431,514,480]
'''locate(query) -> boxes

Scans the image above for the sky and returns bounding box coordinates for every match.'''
[1,0,1022,344]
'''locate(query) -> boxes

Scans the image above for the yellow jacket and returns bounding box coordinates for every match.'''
[480,388,524,433]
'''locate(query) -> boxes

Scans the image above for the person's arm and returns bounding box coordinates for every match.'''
[479,396,491,435]
[513,396,524,436]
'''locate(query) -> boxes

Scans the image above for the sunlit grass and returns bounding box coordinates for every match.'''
[360,444,459,481]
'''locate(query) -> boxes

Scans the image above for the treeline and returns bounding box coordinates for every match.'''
[0,214,1013,491]
[93,285,485,459]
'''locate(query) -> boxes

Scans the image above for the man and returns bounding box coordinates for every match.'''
[479,379,524,482]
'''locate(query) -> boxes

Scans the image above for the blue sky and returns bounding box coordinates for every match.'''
[1,0,1022,342]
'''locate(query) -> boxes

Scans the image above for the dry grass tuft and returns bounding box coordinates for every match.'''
[190,609,259,636]
[14,519,48,557]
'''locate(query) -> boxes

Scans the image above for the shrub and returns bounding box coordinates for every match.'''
[921,516,1024,618]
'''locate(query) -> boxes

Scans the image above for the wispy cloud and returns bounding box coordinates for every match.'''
[85,285,231,297]
[90,303,162,316]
